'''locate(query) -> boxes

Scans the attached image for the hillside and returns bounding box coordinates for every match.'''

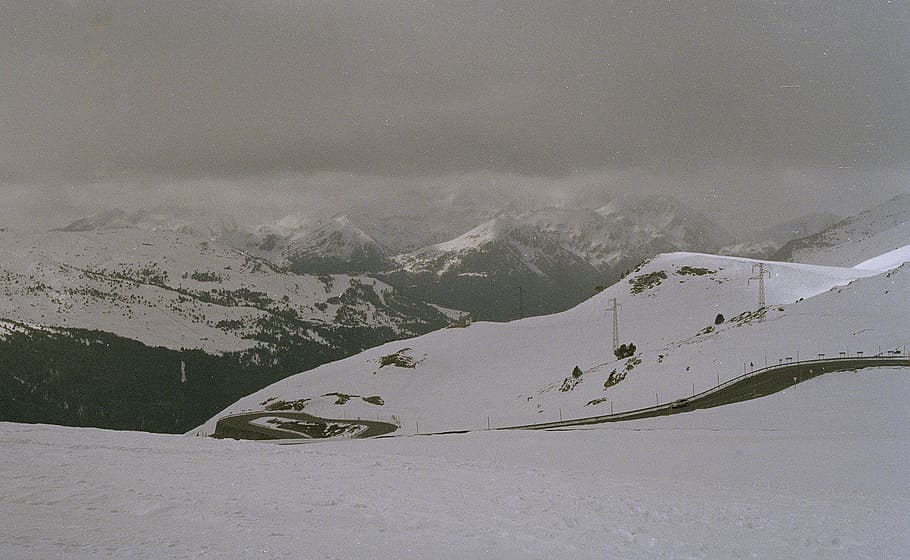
[0,228,450,352]
[202,248,908,434]
[772,193,910,266]
[0,228,455,431]
[719,211,841,259]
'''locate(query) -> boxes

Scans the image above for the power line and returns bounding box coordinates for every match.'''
[749,263,770,316]
[606,297,621,351]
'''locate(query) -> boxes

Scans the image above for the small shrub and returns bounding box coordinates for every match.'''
[447,314,472,328]
[677,266,715,276]
[629,271,667,294]
[262,398,310,411]
[190,270,223,282]
[560,365,585,392]
[714,313,725,325]
[614,343,636,360]
[603,368,627,389]
[322,392,352,405]
[379,349,416,368]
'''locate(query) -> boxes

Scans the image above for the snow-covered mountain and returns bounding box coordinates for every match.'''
[0,228,449,352]
[383,215,603,321]
[720,212,842,259]
[518,195,730,272]
[376,195,734,321]
[55,195,736,324]
[56,207,220,238]
[283,215,390,274]
[203,245,910,435]
[772,193,910,266]
[0,227,456,431]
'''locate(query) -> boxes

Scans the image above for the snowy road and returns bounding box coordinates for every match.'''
[213,410,399,440]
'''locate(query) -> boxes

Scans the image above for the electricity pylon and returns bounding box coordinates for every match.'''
[749,263,770,310]
[606,297,621,351]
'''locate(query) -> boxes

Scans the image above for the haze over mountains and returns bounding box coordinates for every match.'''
[2,192,906,433]
[772,193,910,266]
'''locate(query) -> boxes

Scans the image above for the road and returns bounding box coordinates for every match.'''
[212,356,909,440]
[213,410,399,440]
[503,356,910,431]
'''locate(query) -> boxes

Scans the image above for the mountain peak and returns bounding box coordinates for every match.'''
[284,215,388,274]
[430,214,524,253]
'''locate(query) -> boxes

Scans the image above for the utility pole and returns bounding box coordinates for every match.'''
[606,297,621,352]
[749,263,770,311]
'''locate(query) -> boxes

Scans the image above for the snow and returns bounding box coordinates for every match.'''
[200,251,901,435]
[0,228,428,352]
[2,368,908,559]
[778,193,910,267]
[390,217,512,275]
[853,243,910,271]
[284,215,385,262]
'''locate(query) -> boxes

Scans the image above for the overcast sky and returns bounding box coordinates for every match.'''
[1,1,908,232]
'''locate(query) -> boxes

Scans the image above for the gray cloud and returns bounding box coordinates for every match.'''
[1,1,907,182]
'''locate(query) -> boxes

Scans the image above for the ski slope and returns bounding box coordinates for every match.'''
[3,367,908,559]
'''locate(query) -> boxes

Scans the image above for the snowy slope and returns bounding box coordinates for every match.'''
[0,228,451,353]
[719,212,841,259]
[202,249,906,434]
[4,367,908,559]
[773,193,910,266]
[853,244,910,271]
[391,214,587,276]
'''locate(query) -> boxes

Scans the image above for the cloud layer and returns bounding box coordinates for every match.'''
[2,1,907,183]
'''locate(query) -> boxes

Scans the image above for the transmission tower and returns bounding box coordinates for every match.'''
[606,297,621,351]
[749,263,770,308]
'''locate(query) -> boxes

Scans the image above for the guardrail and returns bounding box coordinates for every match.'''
[502,354,910,431]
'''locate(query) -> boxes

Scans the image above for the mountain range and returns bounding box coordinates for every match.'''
[201,243,910,435]
[278,195,738,320]
[0,227,453,432]
[4,191,906,432]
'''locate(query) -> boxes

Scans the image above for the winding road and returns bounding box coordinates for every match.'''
[213,410,398,440]
[503,355,910,431]
[211,355,909,440]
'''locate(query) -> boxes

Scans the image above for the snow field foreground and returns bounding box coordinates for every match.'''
[3,369,908,559]
[200,251,907,435]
